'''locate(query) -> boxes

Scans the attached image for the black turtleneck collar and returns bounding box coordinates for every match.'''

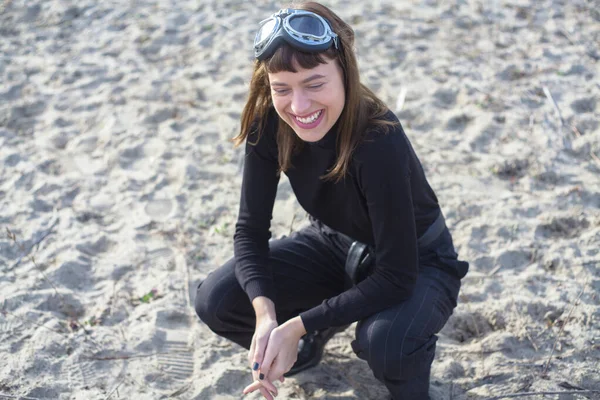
[305,120,338,150]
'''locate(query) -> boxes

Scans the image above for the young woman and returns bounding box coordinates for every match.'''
[194,2,469,399]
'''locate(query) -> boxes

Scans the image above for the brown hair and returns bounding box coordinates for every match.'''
[233,1,397,182]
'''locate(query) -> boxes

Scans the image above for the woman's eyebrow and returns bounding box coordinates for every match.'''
[271,74,327,87]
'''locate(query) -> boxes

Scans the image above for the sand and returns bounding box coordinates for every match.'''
[0,0,599,399]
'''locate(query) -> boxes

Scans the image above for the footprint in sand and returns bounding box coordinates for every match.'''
[441,309,493,342]
[144,198,175,221]
[4,153,22,167]
[52,259,93,290]
[154,311,195,382]
[11,100,47,123]
[0,319,23,339]
[143,108,178,125]
[71,154,106,176]
[75,234,114,256]
[570,97,597,114]
[446,113,473,132]
[146,247,176,270]
[432,87,458,109]
[68,359,101,389]
[192,368,249,399]
[67,357,124,392]
[469,124,501,152]
[536,214,590,239]
[495,249,532,272]
[156,338,195,382]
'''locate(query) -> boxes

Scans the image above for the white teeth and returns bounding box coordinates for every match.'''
[296,110,322,124]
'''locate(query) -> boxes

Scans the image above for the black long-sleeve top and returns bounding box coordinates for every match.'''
[233,107,441,333]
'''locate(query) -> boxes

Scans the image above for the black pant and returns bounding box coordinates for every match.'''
[195,220,464,400]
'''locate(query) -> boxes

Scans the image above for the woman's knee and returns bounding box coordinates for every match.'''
[194,280,212,323]
[353,319,437,381]
[194,263,243,330]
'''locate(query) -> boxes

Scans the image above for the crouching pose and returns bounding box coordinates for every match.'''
[195,2,469,399]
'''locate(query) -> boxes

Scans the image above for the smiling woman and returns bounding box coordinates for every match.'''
[236,4,397,182]
[194,2,469,400]
[269,61,344,142]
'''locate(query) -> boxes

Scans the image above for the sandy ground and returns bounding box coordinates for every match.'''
[1,0,599,399]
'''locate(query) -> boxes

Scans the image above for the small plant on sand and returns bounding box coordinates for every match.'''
[213,222,230,237]
[130,288,163,306]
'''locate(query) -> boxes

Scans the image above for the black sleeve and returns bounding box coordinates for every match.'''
[233,122,280,303]
[299,128,419,332]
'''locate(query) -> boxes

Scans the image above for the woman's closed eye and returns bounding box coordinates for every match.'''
[272,83,324,94]
[272,88,290,94]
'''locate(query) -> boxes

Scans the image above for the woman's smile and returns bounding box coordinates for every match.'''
[292,109,325,129]
[269,58,345,143]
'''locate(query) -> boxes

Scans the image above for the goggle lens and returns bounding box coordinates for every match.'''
[256,19,278,45]
[288,15,325,37]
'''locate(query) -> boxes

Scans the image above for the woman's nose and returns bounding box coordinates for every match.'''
[290,91,311,116]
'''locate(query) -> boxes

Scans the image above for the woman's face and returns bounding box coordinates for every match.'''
[268,57,345,143]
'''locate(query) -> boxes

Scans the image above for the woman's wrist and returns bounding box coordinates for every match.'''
[252,296,277,322]
[285,316,307,338]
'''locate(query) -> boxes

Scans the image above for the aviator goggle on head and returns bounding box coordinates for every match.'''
[254,8,339,61]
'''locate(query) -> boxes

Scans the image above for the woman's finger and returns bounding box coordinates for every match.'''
[257,376,278,396]
[248,337,261,382]
[252,337,268,382]
[248,337,256,367]
[243,380,276,399]
[259,340,277,385]
[259,386,274,400]
[245,372,278,397]
[243,380,261,394]
[244,375,284,394]
[267,362,291,388]
[252,335,268,373]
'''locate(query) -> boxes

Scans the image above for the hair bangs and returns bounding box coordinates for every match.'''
[265,43,336,74]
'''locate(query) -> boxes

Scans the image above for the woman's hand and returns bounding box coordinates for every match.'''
[249,317,278,378]
[248,296,279,399]
[243,316,307,398]
[249,317,279,398]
